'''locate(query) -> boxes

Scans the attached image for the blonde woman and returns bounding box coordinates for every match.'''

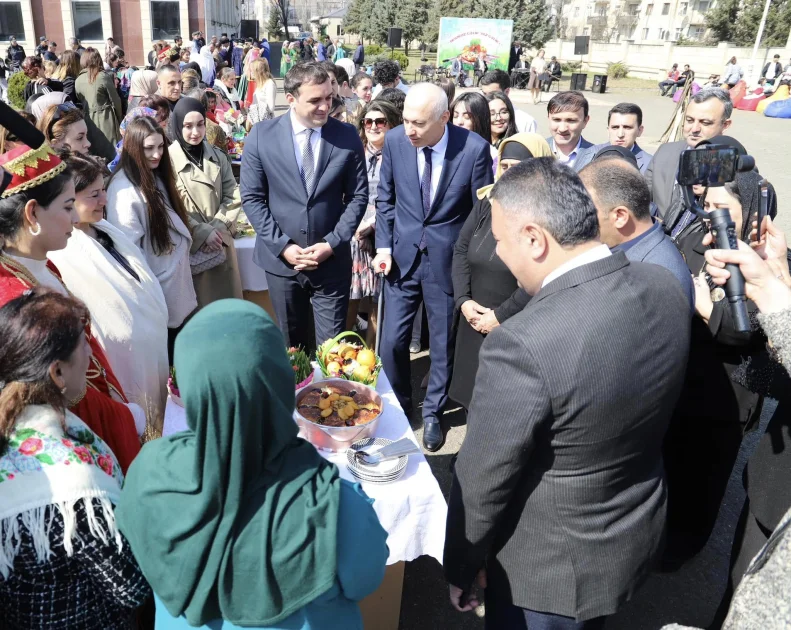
[247,58,276,127]
[528,49,546,105]
[55,50,81,103]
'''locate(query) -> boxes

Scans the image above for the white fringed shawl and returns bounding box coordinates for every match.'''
[0,406,124,579]
[48,221,170,432]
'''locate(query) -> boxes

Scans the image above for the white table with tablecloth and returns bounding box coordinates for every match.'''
[233,235,267,292]
[162,367,447,628]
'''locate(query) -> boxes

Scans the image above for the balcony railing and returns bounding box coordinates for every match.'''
[617,14,639,25]
[587,15,609,25]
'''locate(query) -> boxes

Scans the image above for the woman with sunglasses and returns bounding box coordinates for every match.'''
[0,143,143,472]
[348,100,402,345]
[106,116,197,363]
[49,152,169,438]
[36,102,91,155]
[168,97,243,308]
[485,90,518,150]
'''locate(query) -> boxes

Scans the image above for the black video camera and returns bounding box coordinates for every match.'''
[677,143,756,333]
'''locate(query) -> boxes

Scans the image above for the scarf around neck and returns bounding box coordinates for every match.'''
[0,405,124,578]
[116,300,341,626]
[170,97,206,168]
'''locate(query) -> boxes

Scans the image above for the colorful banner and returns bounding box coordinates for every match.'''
[437,17,514,72]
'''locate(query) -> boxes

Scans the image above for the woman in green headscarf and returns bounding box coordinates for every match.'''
[116,300,388,630]
[449,133,553,411]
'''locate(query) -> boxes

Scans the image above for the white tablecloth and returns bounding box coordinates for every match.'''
[234,235,268,292]
[163,369,448,566]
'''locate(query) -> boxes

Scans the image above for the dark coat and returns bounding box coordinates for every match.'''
[375,123,493,295]
[239,113,369,280]
[444,253,691,619]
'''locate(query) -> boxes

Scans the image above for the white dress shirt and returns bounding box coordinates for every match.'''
[552,137,583,167]
[514,109,538,134]
[290,109,323,175]
[541,244,611,288]
[378,126,449,255]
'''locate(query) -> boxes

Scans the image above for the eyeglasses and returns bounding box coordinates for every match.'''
[363,117,388,129]
[490,110,510,120]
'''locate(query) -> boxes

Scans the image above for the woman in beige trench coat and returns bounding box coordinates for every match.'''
[168,97,244,307]
[74,50,123,147]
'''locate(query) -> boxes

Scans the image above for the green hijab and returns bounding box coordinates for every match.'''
[116,300,340,626]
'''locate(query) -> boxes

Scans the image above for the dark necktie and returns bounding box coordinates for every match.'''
[419,147,432,250]
[301,128,315,196]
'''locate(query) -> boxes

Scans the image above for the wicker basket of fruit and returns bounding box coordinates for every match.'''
[317,332,382,386]
[288,346,314,390]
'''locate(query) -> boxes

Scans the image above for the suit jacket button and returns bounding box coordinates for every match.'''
[300,229,307,234]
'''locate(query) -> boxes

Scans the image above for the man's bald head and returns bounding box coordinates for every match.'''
[402,82,450,148]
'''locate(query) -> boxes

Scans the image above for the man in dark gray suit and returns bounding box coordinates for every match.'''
[241,62,368,349]
[444,158,691,629]
[579,158,694,311]
[644,88,733,235]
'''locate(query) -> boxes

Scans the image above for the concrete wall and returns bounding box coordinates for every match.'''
[541,39,791,80]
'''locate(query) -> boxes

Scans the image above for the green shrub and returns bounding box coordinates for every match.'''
[561,60,582,73]
[606,61,630,78]
[368,50,410,72]
[8,72,29,110]
[365,44,384,56]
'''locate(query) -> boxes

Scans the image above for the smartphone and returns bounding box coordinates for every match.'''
[677,146,739,187]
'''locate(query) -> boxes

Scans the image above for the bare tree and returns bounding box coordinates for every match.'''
[270,0,291,37]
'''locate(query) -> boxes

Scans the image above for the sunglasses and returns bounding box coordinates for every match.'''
[46,102,79,137]
[363,117,388,129]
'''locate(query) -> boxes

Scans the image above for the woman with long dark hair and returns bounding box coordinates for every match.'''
[106,116,197,362]
[451,92,492,148]
[0,288,151,629]
[0,142,143,471]
[75,49,122,147]
[485,90,517,149]
[49,152,170,437]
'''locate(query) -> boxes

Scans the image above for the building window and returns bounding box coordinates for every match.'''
[583,27,589,35]
[697,0,709,10]
[0,2,25,40]
[642,27,649,39]
[151,0,180,40]
[336,24,341,36]
[688,25,706,38]
[679,2,688,14]
[574,6,580,17]
[675,27,683,39]
[72,1,103,42]
[659,28,667,39]
[662,2,670,14]
[645,4,653,15]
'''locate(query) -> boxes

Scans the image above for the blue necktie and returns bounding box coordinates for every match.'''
[419,147,432,251]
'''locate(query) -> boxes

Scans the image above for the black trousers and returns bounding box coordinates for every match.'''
[485,590,606,630]
[266,268,350,352]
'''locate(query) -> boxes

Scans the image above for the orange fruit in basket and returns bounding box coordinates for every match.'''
[357,349,376,368]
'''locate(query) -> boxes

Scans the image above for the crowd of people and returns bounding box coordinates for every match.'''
[0,33,790,630]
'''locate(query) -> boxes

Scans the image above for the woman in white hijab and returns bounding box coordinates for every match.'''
[31,91,68,122]
[196,45,217,86]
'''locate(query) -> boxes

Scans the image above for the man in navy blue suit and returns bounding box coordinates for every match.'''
[373,83,493,451]
[241,62,368,350]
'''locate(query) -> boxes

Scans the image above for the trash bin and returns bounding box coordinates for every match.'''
[592,74,608,93]
[570,72,587,91]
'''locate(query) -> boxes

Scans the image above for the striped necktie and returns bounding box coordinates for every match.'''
[301,128,315,196]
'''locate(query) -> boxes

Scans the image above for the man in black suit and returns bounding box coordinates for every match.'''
[372,83,492,450]
[444,158,690,628]
[241,62,368,349]
[508,41,522,73]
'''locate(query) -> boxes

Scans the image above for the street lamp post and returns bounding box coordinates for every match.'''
[748,0,773,83]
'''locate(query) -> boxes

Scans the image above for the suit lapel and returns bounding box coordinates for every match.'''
[280,113,308,201]
[427,126,463,221]
[311,120,335,199]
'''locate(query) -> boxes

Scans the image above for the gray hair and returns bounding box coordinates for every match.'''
[490,158,600,246]
[405,82,448,122]
[690,87,733,121]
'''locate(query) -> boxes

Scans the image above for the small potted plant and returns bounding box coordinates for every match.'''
[289,346,314,391]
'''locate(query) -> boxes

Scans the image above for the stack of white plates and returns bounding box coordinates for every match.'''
[346,438,408,484]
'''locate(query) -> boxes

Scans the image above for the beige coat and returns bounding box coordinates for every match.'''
[168,140,244,307]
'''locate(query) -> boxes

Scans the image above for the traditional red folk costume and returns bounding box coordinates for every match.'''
[0,143,140,472]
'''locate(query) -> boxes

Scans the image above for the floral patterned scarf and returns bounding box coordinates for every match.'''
[0,405,124,579]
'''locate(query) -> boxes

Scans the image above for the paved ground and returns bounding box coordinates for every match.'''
[268,81,787,629]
